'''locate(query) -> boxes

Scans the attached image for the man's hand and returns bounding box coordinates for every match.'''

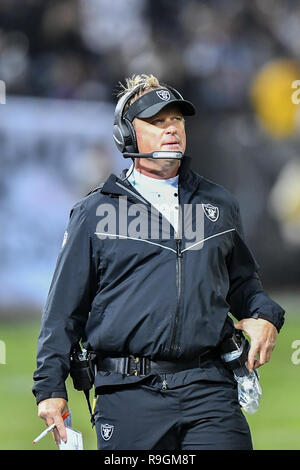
[234,318,278,373]
[37,398,69,445]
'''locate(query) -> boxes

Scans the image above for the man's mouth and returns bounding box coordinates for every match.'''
[162,142,180,148]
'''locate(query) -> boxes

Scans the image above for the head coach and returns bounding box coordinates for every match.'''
[33,73,285,450]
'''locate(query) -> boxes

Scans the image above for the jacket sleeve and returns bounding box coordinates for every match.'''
[32,202,98,404]
[226,199,285,332]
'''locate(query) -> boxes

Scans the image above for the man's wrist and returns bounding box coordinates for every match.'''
[250,311,284,333]
[35,390,68,406]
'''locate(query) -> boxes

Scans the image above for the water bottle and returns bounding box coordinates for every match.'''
[220,330,262,414]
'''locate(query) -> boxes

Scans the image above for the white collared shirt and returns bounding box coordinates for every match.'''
[127,166,180,234]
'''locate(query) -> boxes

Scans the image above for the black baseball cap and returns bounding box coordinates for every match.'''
[124,88,196,121]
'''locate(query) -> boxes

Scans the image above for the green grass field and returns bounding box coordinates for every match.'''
[0,291,299,450]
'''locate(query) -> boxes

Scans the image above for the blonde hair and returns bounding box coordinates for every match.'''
[117,73,167,109]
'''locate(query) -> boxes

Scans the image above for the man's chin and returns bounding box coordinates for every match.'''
[162,158,181,164]
[148,157,180,165]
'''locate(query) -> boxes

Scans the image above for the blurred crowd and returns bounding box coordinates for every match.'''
[1,0,300,106]
[0,0,300,310]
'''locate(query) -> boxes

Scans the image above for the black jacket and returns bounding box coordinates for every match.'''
[33,157,285,404]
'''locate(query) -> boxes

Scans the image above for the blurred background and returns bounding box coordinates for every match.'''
[0,0,299,450]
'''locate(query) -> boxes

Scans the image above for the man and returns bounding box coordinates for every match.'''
[33,74,285,450]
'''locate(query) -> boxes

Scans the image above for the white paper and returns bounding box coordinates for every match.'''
[59,426,84,450]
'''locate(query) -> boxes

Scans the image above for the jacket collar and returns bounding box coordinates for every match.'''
[101,155,201,199]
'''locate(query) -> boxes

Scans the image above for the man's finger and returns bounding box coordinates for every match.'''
[52,428,61,445]
[253,358,261,368]
[247,342,259,373]
[44,413,67,444]
[53,414,67,444]
[258,346,268,367]
[234,320,243,331]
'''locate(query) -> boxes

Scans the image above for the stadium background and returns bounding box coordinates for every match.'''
[0,0,299,450]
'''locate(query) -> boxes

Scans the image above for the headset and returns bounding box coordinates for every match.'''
[113,84,187,160]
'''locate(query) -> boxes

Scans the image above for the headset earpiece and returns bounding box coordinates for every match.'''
[123,118,138,154]
[113,84,141,154]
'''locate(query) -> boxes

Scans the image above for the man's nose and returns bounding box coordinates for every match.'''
[165,124,177,134]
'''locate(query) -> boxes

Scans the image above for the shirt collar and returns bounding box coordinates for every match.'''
[128,167,178,191]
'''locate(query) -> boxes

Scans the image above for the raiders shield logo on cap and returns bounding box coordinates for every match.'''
[202,203,219,222]
[156,90,171,101]
[101,423,114,441]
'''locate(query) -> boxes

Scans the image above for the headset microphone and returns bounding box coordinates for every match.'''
[123,151,183,159]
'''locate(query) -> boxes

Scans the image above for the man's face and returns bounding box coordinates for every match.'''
[133,104,186,177]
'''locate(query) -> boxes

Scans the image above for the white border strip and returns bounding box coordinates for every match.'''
[181,228,235,253]
[94,228,235,254]
[115,181,149,205]
[94,232,177,253]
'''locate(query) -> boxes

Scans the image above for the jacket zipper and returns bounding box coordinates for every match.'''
[116,178,184,357]
[169,238,182,355]
[162,374,168,390]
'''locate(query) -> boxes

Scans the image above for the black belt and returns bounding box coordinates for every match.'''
[97,350,217,377]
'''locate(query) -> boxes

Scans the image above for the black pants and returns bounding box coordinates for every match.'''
[94,376,253,450]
